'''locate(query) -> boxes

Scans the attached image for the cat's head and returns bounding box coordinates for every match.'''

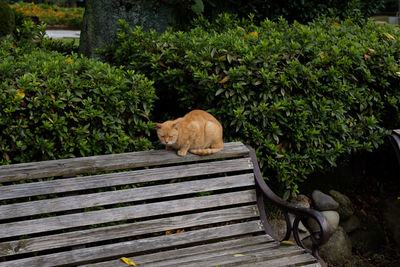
[155,121,179,145]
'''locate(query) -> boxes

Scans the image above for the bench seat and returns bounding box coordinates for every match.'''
[0,142,329,266]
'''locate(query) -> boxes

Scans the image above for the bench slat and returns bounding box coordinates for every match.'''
[133,242,279,267]
[0,190,256,239]
[240,254,321,267]
[0,221,264,267]
[81,235,274,267]
[0,205,260,257]
[159,246,306,267]
[0,158,253,201]
[0,173,255,220]
[0,142,249,183]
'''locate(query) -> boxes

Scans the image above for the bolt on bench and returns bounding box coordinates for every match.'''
[0,142,330,266]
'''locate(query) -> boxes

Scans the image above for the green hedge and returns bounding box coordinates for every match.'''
[0,0,15,37]
[100,15,400,197]
[0,39,156,164]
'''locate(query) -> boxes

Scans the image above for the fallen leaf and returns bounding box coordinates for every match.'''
[50,94,55,100]
[368,48,375,53]
[4,153,10,161]
[233,254,244,257]
[120,257,136,266]
[218,76,229,84]
[165,230,173,235]
[176,229,185,233]
[331,22,341,26]
[280,240,296,246]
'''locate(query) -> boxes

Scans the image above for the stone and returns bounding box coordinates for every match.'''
[318,226,352,266]
[308,210,340,234]
[383,199,400,246]
[79,0,176,58]
[291,194,311,208]
[341,215,360,233]
[311,190,339,211]
[329,190,354,220]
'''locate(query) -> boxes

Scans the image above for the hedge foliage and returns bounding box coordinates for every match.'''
[100,15,400,196]
[0,38,156,165]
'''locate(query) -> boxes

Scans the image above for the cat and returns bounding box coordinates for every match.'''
[155,110,224,156]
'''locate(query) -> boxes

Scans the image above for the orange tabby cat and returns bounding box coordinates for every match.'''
[155,110,224,156]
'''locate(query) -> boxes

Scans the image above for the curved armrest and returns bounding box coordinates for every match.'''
[247,145,331,263]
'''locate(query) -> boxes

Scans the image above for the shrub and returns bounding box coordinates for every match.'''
[10,2,83,27]
[0,0,15,37]
[0,39,156,165]
[100,15,400,197]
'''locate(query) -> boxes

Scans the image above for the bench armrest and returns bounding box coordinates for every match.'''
[247,145,331,262]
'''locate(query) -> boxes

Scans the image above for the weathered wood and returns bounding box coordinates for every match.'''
[0,174,255,220]
[0,190,256,239]
[0,142,249,183]
[240,254,321,266]
[0,158,253,201]
[81,235,274,267]
[0,206,260,257]
[147,245,305,267]
[0,221,264,267]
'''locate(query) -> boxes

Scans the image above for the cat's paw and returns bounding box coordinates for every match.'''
[177,150,187,156]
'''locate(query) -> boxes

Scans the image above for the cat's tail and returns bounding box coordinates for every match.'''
[189,146,224,156]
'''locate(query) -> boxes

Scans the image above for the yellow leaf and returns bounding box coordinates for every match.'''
[368,48,375,53]
[275,154,284,159]
[66,57,73,63]
[15,89,25,99]
[218,76,229,84]
[249,31,259,37]
[364,54,371,60]
[120,257,136,266]
[50,94,55,100]
[280,240,296,246]
[384,33,396,40]
[176,229,185,233]
[396,72,400,77]
[233,254,244,257]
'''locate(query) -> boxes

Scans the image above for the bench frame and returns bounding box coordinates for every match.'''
[0,143,331,266]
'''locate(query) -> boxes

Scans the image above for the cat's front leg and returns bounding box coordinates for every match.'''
[177,143,190,156]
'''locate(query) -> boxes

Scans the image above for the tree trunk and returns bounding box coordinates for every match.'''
[79,0,175,58]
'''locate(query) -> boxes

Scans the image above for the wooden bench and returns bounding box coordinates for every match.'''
[0,142,330,266]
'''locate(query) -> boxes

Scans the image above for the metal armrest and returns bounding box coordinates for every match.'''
[247,145,331,265]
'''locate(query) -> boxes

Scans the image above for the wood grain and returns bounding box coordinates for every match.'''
[0,158,253,201]
[0,174,255,220]
[0,221,264,267]
[0,190,256,239]
[0,142,249,183]
[0,205,260,257]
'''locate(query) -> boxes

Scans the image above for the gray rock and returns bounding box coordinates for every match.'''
[329,190,354,220]
[79,0,176,58]
[308,210,340,234]
[341,215,360,233]
[383,199,400,246]
[318,226,352,266]
[312,190,339,211]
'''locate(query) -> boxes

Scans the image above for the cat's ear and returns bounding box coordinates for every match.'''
[155,123,162,129]
[173,122,179,130]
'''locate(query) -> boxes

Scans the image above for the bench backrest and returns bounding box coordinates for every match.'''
[0,142,266,266]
